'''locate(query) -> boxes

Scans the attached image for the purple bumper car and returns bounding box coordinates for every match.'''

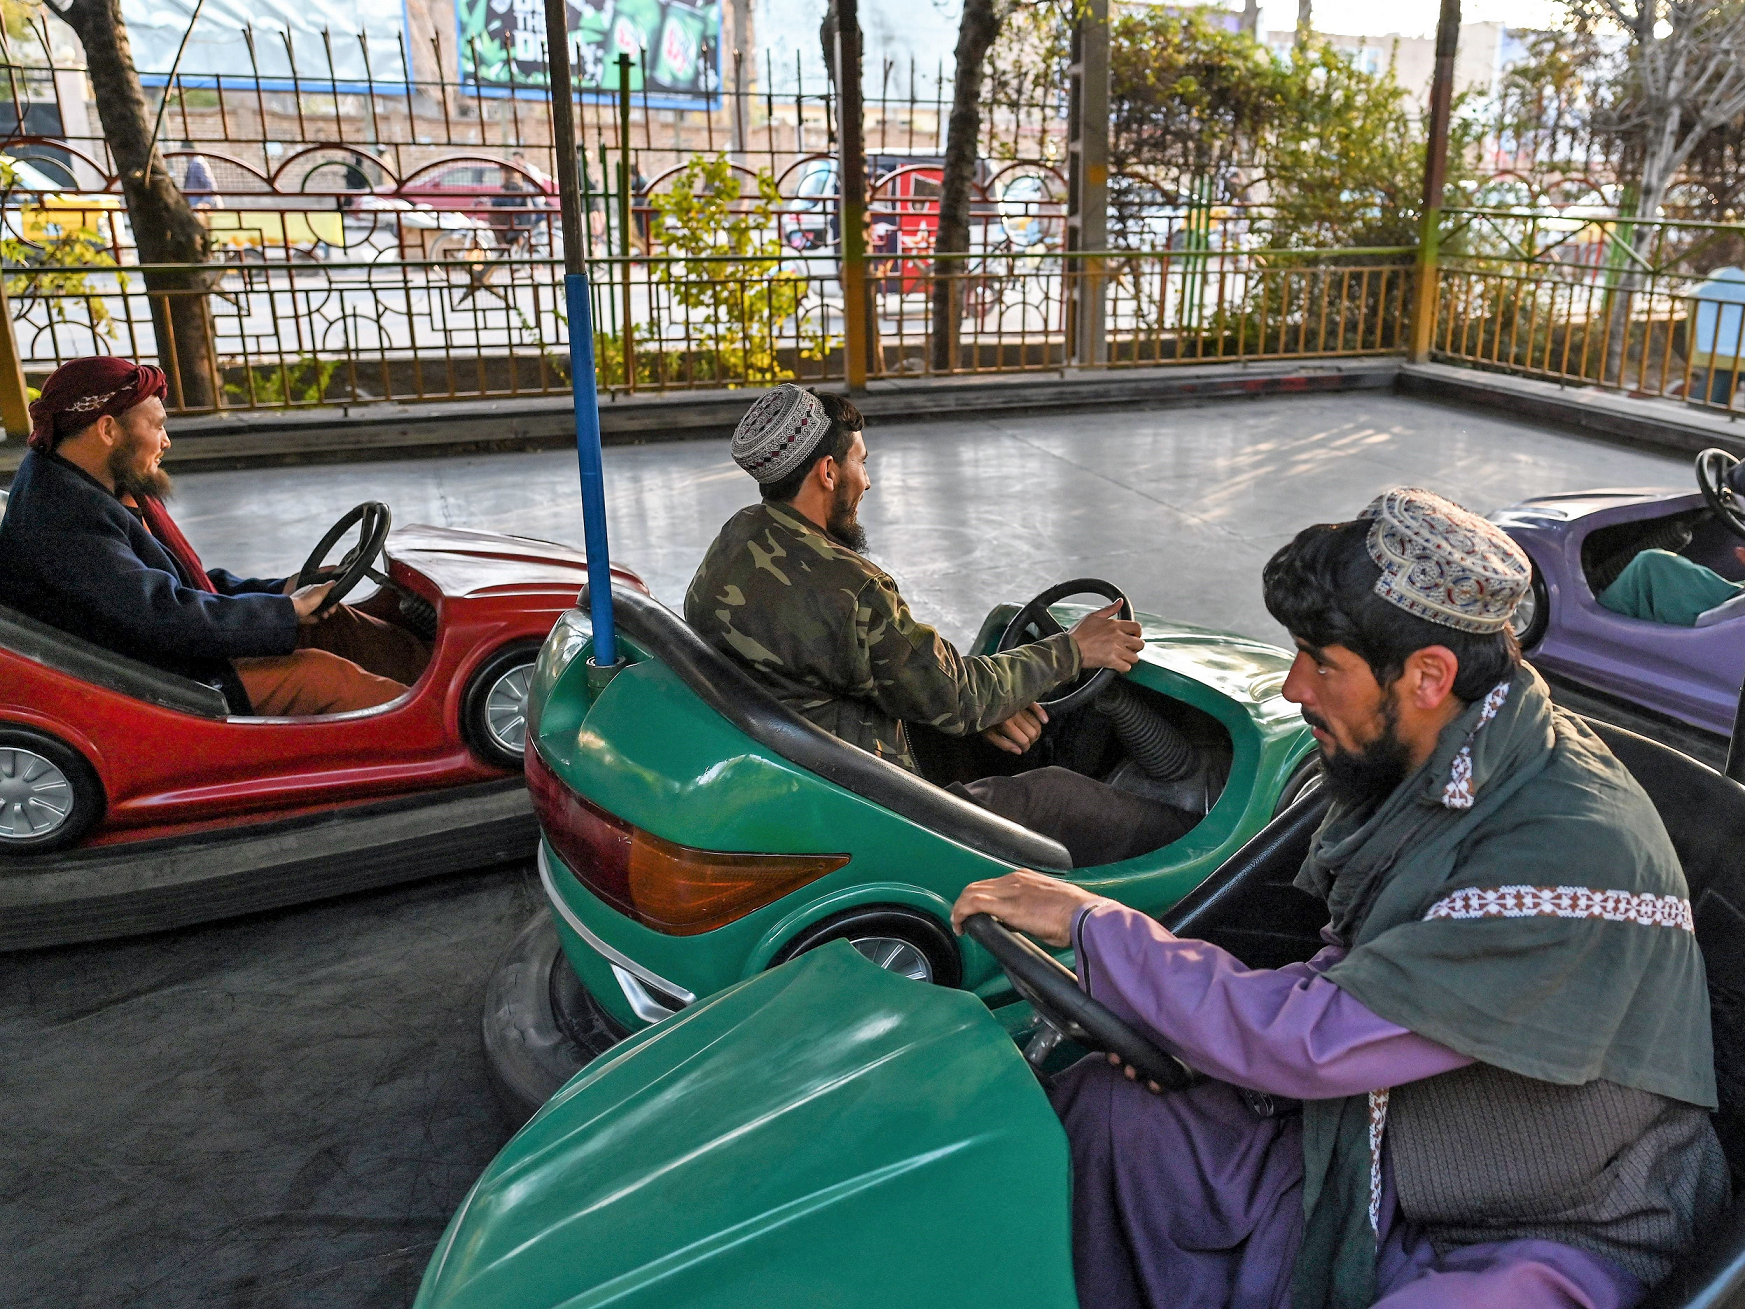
[1490,449,1745,740]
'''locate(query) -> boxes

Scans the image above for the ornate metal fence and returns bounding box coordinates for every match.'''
[0,19,1429,417]
[3,244,1413,411]
[1431,209,1745,417]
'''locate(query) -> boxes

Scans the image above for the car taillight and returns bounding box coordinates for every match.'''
[527,745,849,936]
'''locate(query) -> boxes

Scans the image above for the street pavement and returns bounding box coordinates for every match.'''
[0,391,1694,1308]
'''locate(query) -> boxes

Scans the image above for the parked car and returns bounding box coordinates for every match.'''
[778,154,999,265]
[0,495,647,949]
[778,157,841,253]
[398,160,556,247]
[1491,448,1745,741]
[417,717,1745,1309]
[995,171,1065,251]
[869,160,944,293]
[0,152,122,249]
[481,578,1318,1119]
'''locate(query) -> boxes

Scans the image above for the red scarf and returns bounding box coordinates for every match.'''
[137,495,216,593]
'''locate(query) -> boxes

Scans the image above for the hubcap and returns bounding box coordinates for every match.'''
[484,663,534,755]
[850,935,933,982]
[1510,586,1538,640]
[0,748,73,841]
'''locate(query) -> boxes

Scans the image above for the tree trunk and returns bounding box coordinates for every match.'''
[1598,163,1668,389]
[59,0,218,408]
[1296,0,1313,48]
[1242,0,1261,38]
[1603,20,1689,390]
[930,0,1001,372]
[818,1,863,102]
[1593,3,1745,390]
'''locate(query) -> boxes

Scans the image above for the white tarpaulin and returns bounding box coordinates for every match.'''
[120,0,410,85]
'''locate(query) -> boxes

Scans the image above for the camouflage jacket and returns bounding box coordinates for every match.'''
[684,501,1081,772]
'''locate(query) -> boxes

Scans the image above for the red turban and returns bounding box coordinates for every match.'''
[28,356,169,453]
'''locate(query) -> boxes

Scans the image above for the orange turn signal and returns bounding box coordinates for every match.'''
[626,833,850,936]
[529,745,849,935]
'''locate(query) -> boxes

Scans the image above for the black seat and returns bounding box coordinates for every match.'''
[1589,721,1745,1309]
[593,581,1072,871]
[0,601,229,718]
[1166,718,1745,1308]
[1162,785,1331,966]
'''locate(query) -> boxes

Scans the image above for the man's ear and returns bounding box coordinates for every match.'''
[1402,645,1460,711]
[91,413,121,451]
[811,454,838,494]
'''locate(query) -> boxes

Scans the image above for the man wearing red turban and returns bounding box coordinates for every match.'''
[0,356,426,714]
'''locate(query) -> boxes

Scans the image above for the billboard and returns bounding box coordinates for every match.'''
[456,0,723,105]
[122,0,410,88]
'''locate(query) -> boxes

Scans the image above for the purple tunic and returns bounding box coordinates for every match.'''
[1054,900,1647,1309]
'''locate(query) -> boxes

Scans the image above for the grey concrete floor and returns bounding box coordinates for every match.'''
[175,391,1689,648]
[0,392,1694,1309]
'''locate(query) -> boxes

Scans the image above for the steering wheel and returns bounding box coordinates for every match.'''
[296,501,392,609]
[961,912,1198,1092]
[996,578,1133,715]
[1697,449,1745,541]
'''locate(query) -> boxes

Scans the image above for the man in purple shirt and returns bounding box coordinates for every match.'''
[953,488,1727,1309]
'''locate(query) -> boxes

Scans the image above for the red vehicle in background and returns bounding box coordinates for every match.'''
[781,154,965,269]
[397,158,557,249]
[869,159,945,294]
[780,155,1061,294]
[0,499,646,950]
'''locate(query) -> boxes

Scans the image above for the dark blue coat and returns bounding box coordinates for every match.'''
[0,450,298,705]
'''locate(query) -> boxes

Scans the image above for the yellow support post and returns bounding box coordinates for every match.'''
[617,53,637,393]
[835,0,869,391]
[1411,0,1460,363]
[0,280,29,440]
[1066,0,1109,366]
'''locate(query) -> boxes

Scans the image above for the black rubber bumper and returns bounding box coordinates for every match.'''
[482,911,628,1126]
[0,779,538,951]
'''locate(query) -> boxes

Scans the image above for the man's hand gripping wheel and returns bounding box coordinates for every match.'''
[960,911,1200,1093]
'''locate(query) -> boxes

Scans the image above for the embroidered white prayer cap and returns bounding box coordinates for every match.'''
[1359,487,1531,634]
[731,383,831,484]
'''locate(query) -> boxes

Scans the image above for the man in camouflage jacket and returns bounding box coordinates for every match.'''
[685,384,1197,867]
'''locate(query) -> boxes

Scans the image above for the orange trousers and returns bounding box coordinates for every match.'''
[233,604,430,716]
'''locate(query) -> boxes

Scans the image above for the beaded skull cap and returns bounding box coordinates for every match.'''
[1359,487,1531,634]
[731,383,831,484]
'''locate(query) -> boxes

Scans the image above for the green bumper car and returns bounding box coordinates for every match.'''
[431,788,1331,1309]
[424,719,1745,1309]
[485,579,1318,1120]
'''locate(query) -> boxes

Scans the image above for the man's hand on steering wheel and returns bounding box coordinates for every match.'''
[1069,601,1145,673]
[982,702,1049,755]
[290,581,337,624]
[951,869,1107,948]
[283,565,337,595]
[1099,1050,1168,1095]
[954,872,1195,1095]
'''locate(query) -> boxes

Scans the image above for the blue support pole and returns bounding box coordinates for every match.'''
[565,271,617,666]
[543,0,618,668]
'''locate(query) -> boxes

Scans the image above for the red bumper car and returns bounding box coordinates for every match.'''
[0,501,645,950]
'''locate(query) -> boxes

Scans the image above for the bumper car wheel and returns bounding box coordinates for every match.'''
[1510,562,1551,652]
[483,912,628,1126]
[462,641,543,770]
[769,904,964,988]
[0,726,103,855]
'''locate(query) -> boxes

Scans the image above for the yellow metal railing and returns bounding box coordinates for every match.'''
[1,245,1415,415]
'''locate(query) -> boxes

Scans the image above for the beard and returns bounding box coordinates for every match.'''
[826,484,867,553]
[108,430,172,501]
[1306,695,1414,809]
